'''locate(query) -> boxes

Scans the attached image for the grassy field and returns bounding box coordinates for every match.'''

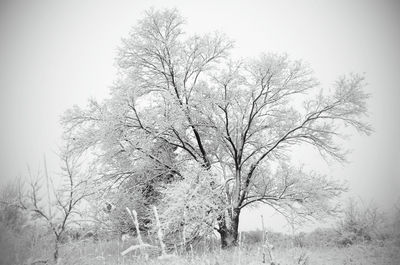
[26,239,399,265]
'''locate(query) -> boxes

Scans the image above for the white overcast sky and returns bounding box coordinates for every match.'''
[1,0,399,231]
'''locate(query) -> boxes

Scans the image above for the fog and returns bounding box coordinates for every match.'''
[1,0,399,232]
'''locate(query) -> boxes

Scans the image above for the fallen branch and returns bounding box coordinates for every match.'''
[121,243,158,256]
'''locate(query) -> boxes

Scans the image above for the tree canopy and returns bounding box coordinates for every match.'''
[62,8,371,248]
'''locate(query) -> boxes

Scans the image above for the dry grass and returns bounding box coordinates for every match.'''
[42,239,400,265]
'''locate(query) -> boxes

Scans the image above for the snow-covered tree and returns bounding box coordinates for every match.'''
[62,8,371,248]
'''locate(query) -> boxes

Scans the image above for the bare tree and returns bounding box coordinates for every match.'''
[14,143,94,263]
[62,9,371,248]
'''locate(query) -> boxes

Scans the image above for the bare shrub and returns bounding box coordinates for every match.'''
[336,198,382,246]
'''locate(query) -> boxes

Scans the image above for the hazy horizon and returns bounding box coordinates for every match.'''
[1,0,399,233]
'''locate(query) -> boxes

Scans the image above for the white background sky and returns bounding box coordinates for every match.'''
[1,0,399,232]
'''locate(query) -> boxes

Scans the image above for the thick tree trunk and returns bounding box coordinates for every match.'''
[219,208,240,248]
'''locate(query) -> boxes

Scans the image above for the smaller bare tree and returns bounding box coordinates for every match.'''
[15,143,94,263]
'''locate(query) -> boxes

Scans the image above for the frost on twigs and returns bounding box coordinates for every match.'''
[249,163,347,223]
[153,205,178,260]
[158,163,225,246]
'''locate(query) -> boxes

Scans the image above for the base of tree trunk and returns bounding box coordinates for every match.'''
[220,229,239,249]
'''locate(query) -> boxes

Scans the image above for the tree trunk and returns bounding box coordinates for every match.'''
[219,208,240,248]
[54,236,60,263]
